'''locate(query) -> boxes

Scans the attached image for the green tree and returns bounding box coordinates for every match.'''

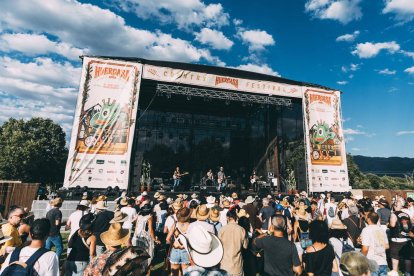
[0,118,68,184]
[346,153,365,187]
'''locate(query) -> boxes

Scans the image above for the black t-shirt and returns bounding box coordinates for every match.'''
[343,215,365,247]
[46,208,62,236]
[255,236,301,276]
[67,231,90,261]
[303,244,335,276]
[92,210,114,246]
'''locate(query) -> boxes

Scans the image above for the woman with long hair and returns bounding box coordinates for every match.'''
[66,213,96,276]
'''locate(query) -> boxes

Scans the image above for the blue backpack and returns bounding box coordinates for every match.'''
[1,247,49,276]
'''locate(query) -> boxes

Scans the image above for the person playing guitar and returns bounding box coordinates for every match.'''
[206,169,214,186]
[172,166,185,192]
[250,170,259,192]
[217,166,226,191]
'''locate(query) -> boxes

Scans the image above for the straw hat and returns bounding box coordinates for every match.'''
[97,195,107,202]
[191,193,198,199]
[178,225,223,268]
[222,200,231,208]
[172,201,183,211]
[245,196,255,204]
[237,209,250,218]
[206,196,215,204]
[195,205,210,221]
[100,223,130,247]
[330,218,347,230]
[340,252,378,276]
[157,195,166,201]
[119,198,128,206]
[50,197,63,207]
[177,194,184,199]
[177,207,192,223]
[110,211,128,224]
[154,192,161,199]
[209,208,220,222]
[95,201,108,210]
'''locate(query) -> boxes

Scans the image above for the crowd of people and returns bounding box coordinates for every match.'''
[0,190,413,275]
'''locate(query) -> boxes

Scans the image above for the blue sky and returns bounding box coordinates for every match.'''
[0,0,413,157]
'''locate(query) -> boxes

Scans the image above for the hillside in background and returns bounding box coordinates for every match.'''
[353,155,414,176]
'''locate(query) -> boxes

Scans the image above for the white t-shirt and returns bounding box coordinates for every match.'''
[361,224,388,266]
[219,209,229,226]
[0,246,59,276]
[67,210,85,238]
[164,214,177,233]
[120,206,137,230]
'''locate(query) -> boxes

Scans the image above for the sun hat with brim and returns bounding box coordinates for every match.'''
[0,227,12,245]
[154,192,161,199]
[195,205,210,221]
[101,223,130,247]
[206,196,215,204]
[237,209,250,218]
[209,208,220,222]
[245,196,255,204]
[119,198,128,206]
[178,225,223,268]
[157,195,166,201]
[222,200,231,208]
[172,201,183,211]
[50,197,63,207]
[97,195,107,202]
[378,198,389,208]
[330,218,347,230]
[78,200,90,208]
[177,207,192,223]
[110,211,128,224]
[340,251,378,276]
[95,201,108,210]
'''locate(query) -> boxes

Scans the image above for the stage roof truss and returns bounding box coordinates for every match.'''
[156,83,292,107]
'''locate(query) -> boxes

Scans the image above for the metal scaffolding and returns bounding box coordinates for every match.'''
[156,83,292,107]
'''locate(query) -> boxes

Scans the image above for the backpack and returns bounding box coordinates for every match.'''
[328,206,335,218]
[1,247,49,276]
[341,239,355,253]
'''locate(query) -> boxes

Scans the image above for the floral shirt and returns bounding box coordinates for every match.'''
[83,250,113,276]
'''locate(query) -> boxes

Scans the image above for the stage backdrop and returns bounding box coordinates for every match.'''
[302,89,350,192]
[63,58,142,190]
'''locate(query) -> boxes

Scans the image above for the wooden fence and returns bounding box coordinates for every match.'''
[0,181,39,217]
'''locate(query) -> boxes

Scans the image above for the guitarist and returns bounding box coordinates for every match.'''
[217,166,226,192]
[250,170,259,192]
[172,167,183,192]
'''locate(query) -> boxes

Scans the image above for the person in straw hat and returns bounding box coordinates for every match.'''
[166,207,192,275]
[164,200,183,234]
[219,199,231,226]
[84,223,130,276]
[329,218,354,261]
[207,207,222,235]
[120,198,137,232]
[110,211,128,225]
[179,225,225,274]
[45,198,64,258]
[206,195,216,209]
[188,205,214,234]
[66,199,90,240]
[92,200,114,257]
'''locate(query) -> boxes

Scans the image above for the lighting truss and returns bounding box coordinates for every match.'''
[156,83,292,107]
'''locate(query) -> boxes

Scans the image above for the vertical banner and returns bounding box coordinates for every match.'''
[63,58,142,190]
[303,89,350,193]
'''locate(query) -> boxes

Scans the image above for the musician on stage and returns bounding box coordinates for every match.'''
[217,166,226,191]
[250,170,259,192]
[172,166,183,192]
[206,169,214,186]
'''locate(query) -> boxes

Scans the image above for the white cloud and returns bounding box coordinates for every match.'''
[383,0,414,22]
[397,130,414,136]
[351,147,361,151]
[195,28,233,50]
[238,29,275,51]
[305,0,362,24]
[404,66,414,74]
[110,0,229,30]
[401,50,414,59]
[0,0,222,65]
[0,33,87,61]
[343,128,365,135]
[388,87,399,93]
[336,30,360,42]
[352,41,400,58]
[337,80,348,85]
[233,18,243,26]
[235,63,280,77]
[378,68,396,75]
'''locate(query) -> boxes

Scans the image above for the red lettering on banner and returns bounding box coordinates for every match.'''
[309,94,331,105]
[215,76,239,88]
[94,66,130,81]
